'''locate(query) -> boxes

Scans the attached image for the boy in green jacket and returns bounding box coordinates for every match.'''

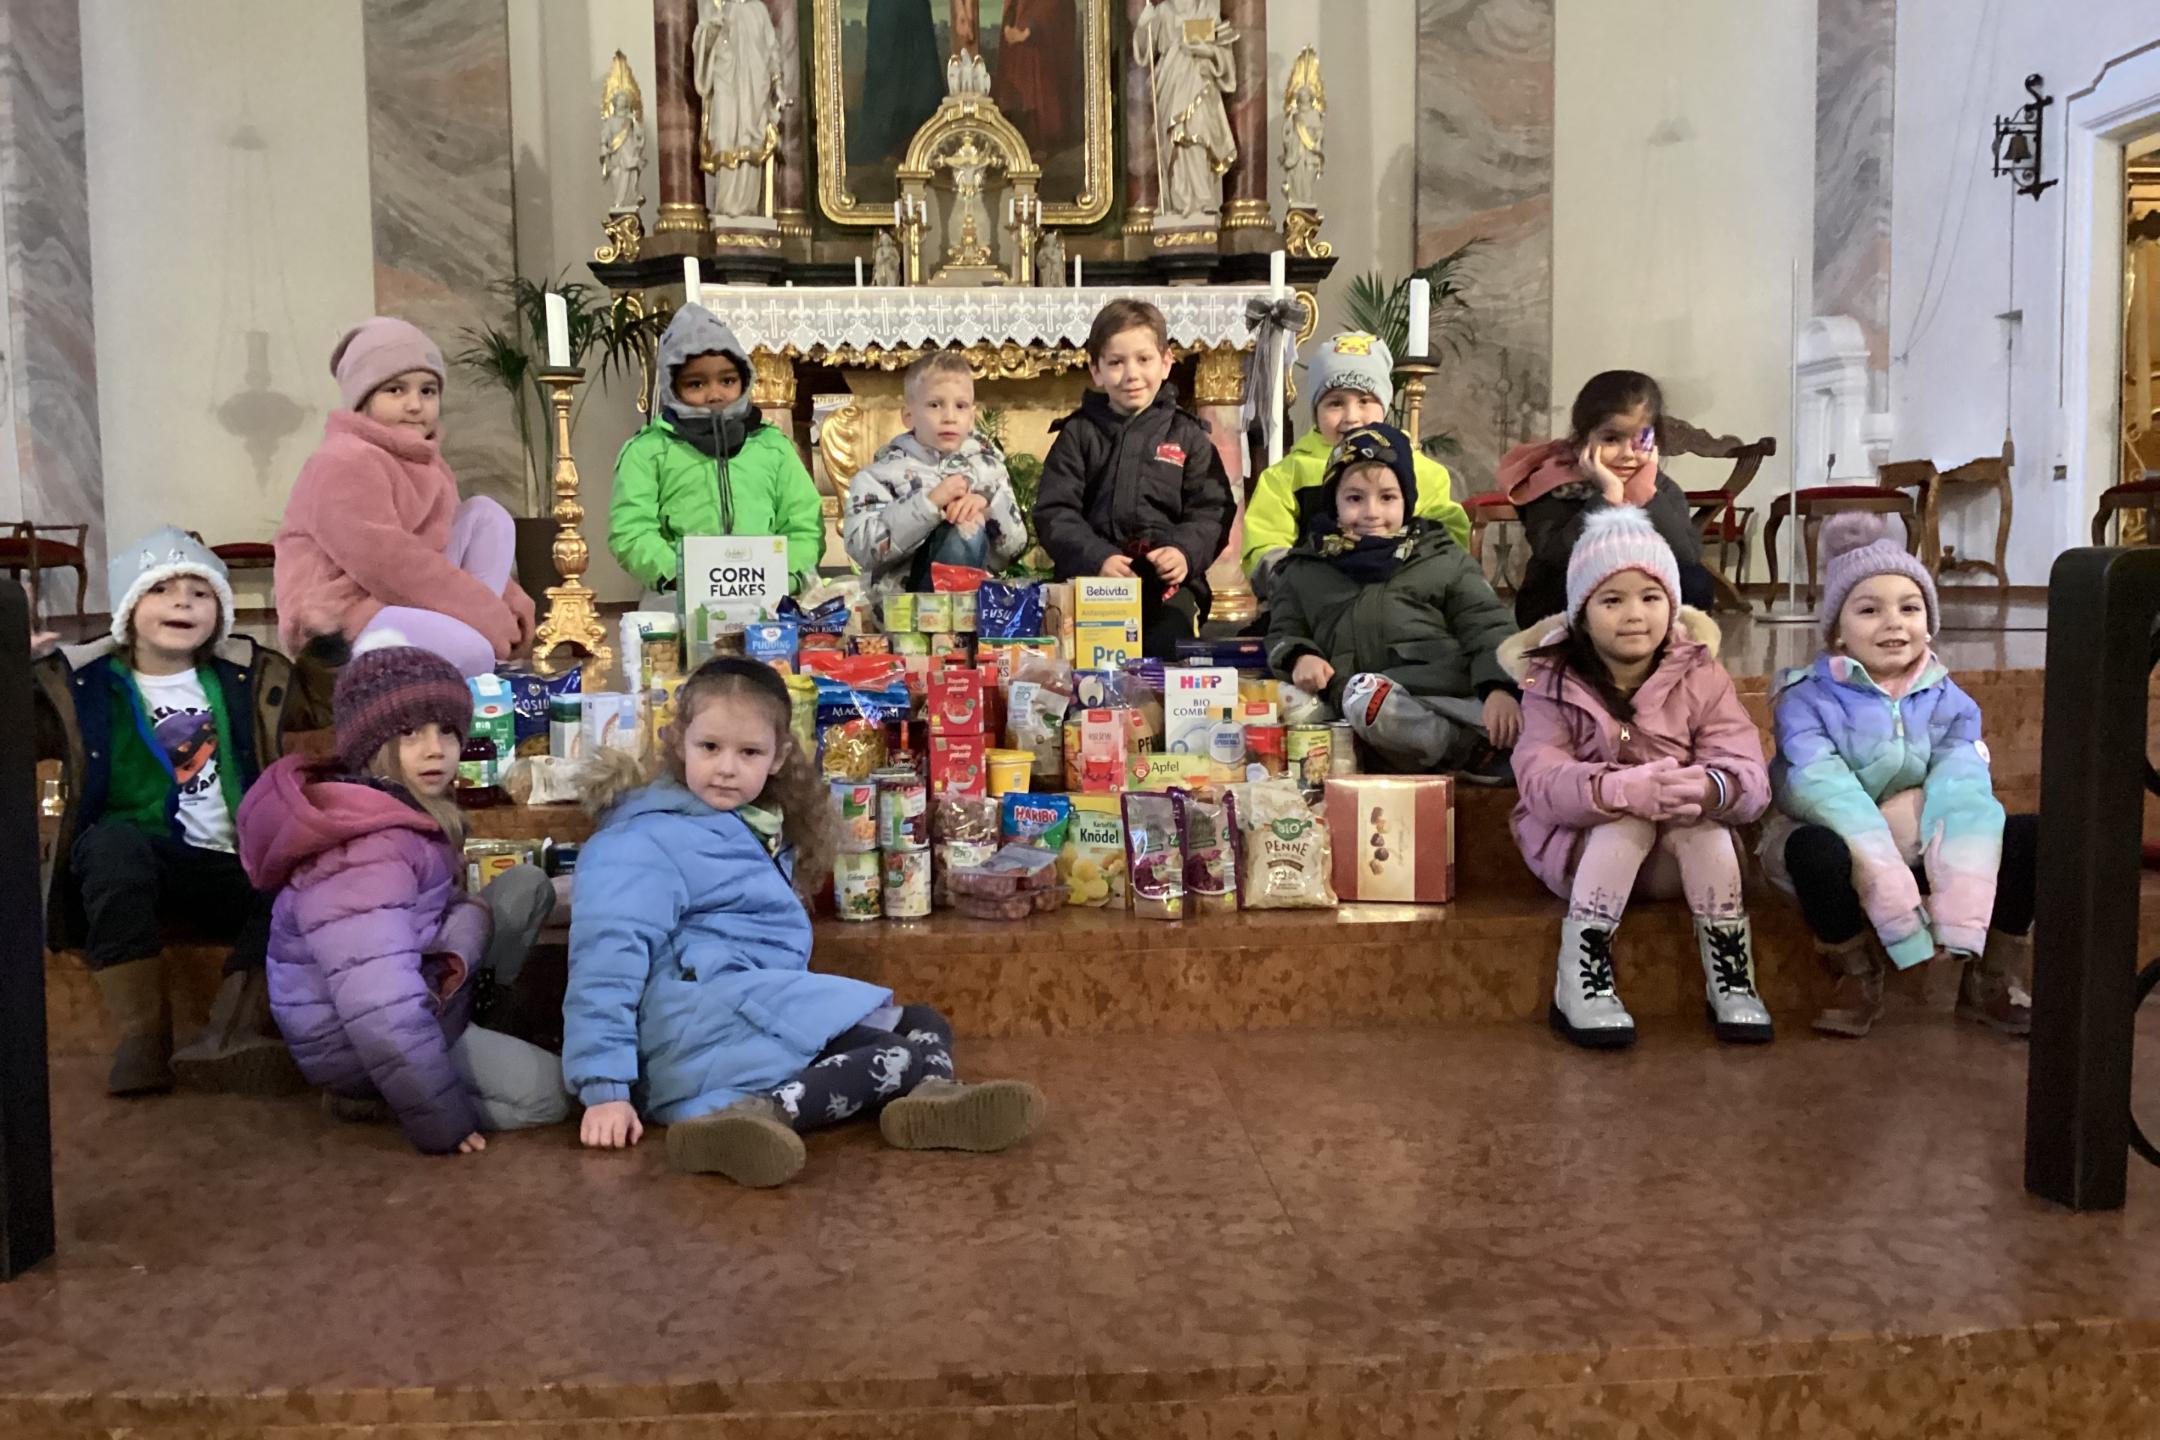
[1241,331,1470,600]
[609,304,826,597]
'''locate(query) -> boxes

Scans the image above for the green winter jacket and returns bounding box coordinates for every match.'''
[606,304,826,590]
[1242,428,1471,585]
[1265,519,1517,713]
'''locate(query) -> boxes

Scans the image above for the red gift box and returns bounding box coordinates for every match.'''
[928,666,986,735]
[1323,775,1456,903]
[931,732,988,796]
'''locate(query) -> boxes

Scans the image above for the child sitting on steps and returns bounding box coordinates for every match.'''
[1265,422,1519,781]
[1502,507,1773,1050]
[565,656,1045,1187]
[1759,513,2032,1039]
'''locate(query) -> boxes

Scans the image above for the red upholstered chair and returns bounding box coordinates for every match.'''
[1764,484,1921,603]
[0,523,89,629]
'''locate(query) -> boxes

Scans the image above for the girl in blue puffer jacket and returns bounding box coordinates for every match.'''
[565,656,1045,1187]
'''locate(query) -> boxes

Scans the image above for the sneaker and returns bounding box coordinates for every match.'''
[665,1097,807,1186]
[878,1078,1046,1152]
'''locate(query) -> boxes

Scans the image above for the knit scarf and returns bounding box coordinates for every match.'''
[1497,438,1658,508]
[1318,526,1418,585]
[664,404,761,461]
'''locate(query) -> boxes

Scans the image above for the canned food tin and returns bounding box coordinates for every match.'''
[1329,720,1360,775]
[1245,723,1287,777]
[1286,724,1333,787]
[881,847,933,918]
[832,779,880,852]
[834,850,884,920]
[876,775,931,851]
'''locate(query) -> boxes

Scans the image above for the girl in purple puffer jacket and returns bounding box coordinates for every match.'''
[236,642,567,1155]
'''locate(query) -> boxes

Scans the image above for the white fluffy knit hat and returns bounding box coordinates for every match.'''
[106,526,235,650]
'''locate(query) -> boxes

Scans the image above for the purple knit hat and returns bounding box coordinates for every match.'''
[330,317,446,411]
[1563,506,1682,624]
[332,639,472,772]
[1816,512,1936,641]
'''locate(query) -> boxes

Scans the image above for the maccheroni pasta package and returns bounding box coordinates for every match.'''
[1174,788,1237,915]
[1233,779,1340,910]
[1120,791,1185,921]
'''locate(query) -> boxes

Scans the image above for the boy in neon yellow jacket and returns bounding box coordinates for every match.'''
[1241,332,1469,600]
[608,305,826,596]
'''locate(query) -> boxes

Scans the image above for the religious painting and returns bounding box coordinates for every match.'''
[814,0,1114,226]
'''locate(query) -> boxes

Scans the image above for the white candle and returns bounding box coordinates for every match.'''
[682,256,702,311]
[894,199,904,227]
[1073,255,1083,288]
[543,291,571,368]
[1268,249,1287,294]
[855,256,865,287]
[1405,278,1431,358]
[1007,196,1016,228]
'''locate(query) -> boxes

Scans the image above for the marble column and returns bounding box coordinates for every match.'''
[1121,0,1157,246]
[1413,0,1553,494]
[1815,0,1894,410]
[762,0,809,246]
[652,0,705,248]
[0,0,103,589]
[362,0,523,514]
[1219,0,1271,242]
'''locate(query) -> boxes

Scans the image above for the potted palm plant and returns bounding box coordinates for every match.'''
[1341,237,1482,460]
[457,275,663,588]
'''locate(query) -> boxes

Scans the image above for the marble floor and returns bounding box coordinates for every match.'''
[6,1016,2160,1436]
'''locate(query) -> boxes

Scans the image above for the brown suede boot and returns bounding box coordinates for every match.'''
[1957,931,2033,1037]
[878,1078,1047,1153]
[1812,937,1886,1039]
[172,970,307,1095]
[665,1098,806,1187]
[92,957,173,1096]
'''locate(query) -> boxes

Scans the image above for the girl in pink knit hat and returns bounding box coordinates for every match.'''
[1499,507,1773,1051]
[273,317,535,678]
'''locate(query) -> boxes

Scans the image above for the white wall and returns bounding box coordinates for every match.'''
[1891,0,2160,582]
[81,0,376,603]
[1552,0,1818,532]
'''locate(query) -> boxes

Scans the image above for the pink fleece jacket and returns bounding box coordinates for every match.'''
[1500,608,1771,896]
[274,411,532,658]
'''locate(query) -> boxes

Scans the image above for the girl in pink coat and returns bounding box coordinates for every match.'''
[1500,507,1772,1050]
[274,317,535,678]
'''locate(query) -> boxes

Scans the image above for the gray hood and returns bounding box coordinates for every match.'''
[656,303,758,425]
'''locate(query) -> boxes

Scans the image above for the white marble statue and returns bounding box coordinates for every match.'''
[599,51,647,214]
[694,0,786,221]
[1280,47,1323,211]
[1035,229,1065,287]
[873,229,903,287]
[1133,0,1239,227]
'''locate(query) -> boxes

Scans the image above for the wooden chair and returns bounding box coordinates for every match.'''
[2093,476,2160,546]
[1664,416,1776,609]
[0,523,88,629]
[207,540,276,575]
[1463,490,1520,589]
[1764,486,1920,602]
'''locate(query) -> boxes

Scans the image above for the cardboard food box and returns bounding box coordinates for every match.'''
[678,534,789,630]
[930,732,988,796]
[1073,576,1142,669]
[1162,665,1238,755]
[1323,775,1456,903]
[927,665,986,735]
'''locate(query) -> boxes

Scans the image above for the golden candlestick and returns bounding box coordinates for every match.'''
[1396,357,1439,454]
[531,368,613,685]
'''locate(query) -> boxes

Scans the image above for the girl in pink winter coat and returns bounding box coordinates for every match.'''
[1499,507,1772,1051]
[274,317,535,678]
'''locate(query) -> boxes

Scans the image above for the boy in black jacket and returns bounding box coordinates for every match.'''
[1033,299,1234,659]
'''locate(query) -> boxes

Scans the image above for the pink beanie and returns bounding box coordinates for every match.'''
[1816,512,1936,641]
[1564,506,1682,624]
[330,317,445,411]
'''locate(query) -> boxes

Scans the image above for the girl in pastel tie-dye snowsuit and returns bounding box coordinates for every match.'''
[1760,513,2032,1040]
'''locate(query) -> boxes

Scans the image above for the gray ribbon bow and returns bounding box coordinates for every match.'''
[1243,294,1312,462]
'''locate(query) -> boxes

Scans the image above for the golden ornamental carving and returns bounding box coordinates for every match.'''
[1222,198,1273,230]
[750,350,798,408]
[819,401,868,513]
[532,372,613,685]
[1193,345,1249,407]
[1284,207,1333,260]
[711,226,784,250]
[799,341,1091,380]
[594,211,645,265]
[655,201,707,234]
[1152,227,1219,249]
